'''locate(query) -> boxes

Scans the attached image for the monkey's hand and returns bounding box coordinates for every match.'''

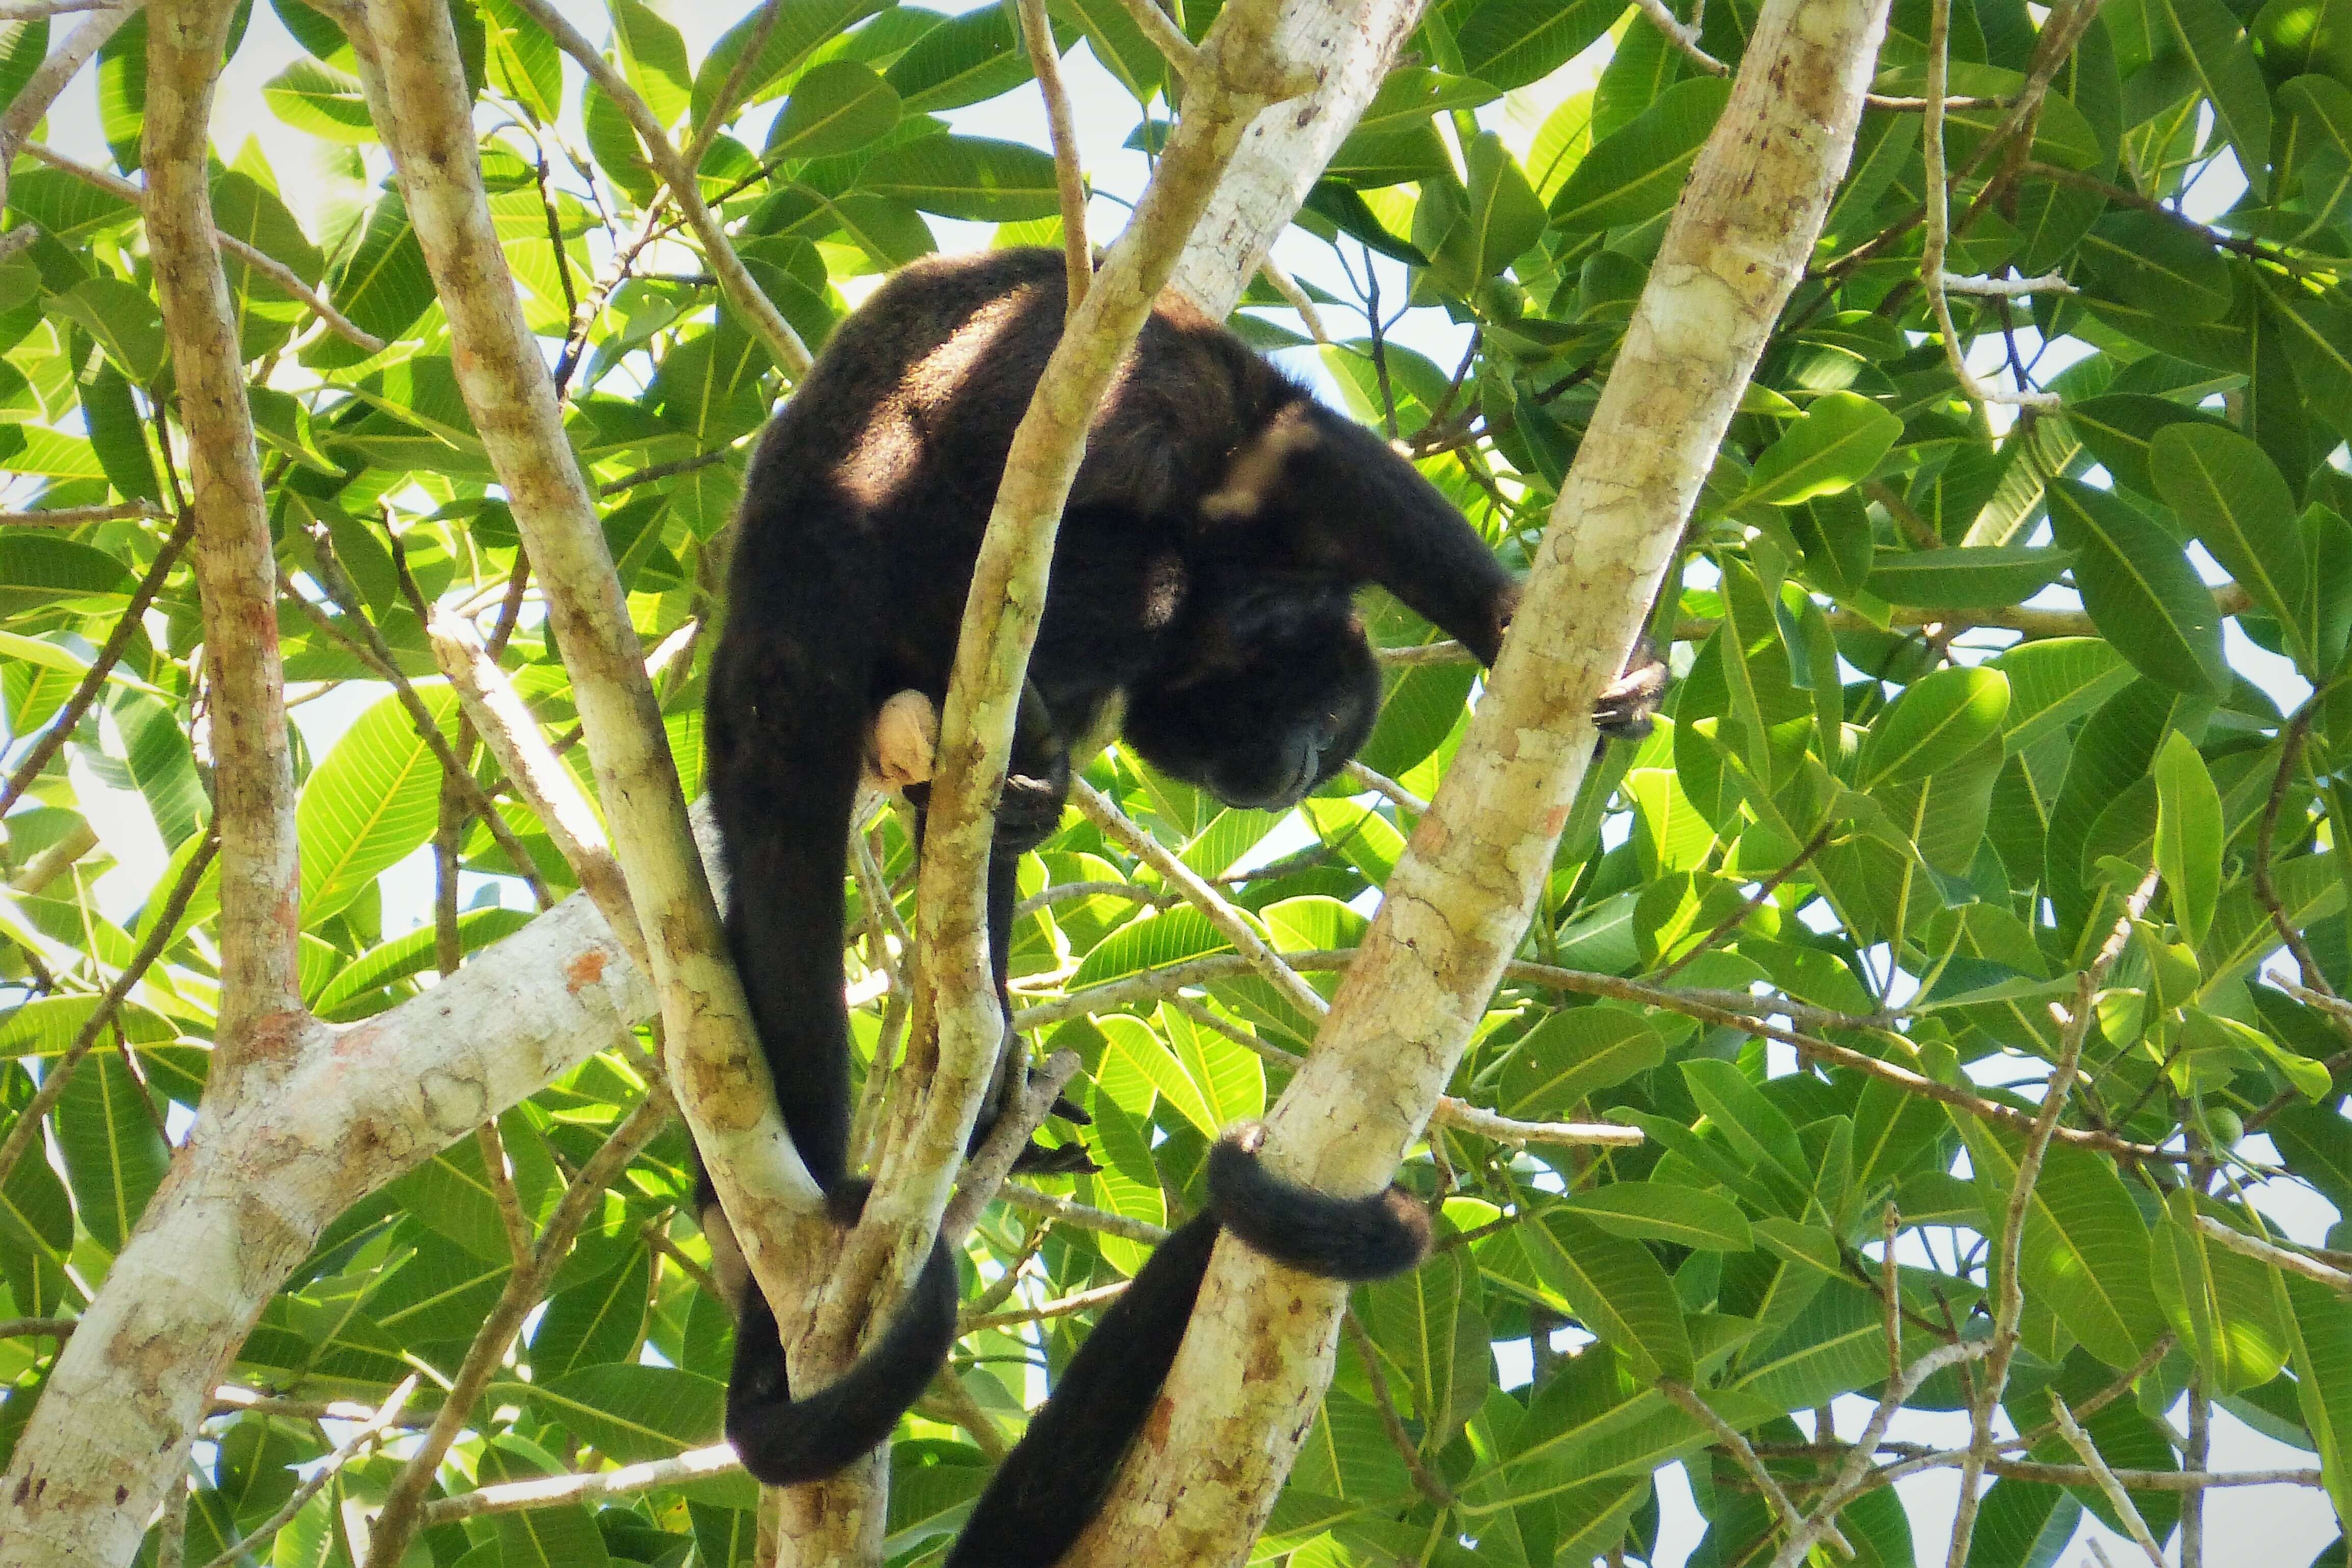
[1593,638,1669,741]
[867,690,940,791]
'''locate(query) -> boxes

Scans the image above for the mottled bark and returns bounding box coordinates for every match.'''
[1074,0,1894,1555]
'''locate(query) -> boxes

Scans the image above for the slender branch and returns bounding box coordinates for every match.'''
[2018,160,2293,265]
[196,1378,418,1568]
[1663,1380,1848,1556]
[497,0,812,376]
[360,1092,673,1568]
[595,449,733,497]
[0,0,141,212]
[1768,1339,1991,1567]
[963,1279,1130,1332]
[1108,0,1198,82]
[419,1443,744,1526]
[23,143,384,352]
[145,0,306,1036]
[1941,270,2075,296]
[2182,1377,2208,1568]
[1921,0,2056,410]
[2191,1214,2351,1292]
[1259,258,1329,344]
[1344,1310,1455,1506]
[0,0,128,16]
[1071,778,1329,1019]
[1015,0,1091,314]
[1013,880,1181,918]
[0,514,193,822]
[1631,0,1726,74]
[997,1183,1171,1244]
[0,501,167,528]
[682,0,780,170]
[1946,868,2159,1568]
[1343,758,1428,815]
[942,1048,1083,1248]
[2050,1394,2172,1567]
[0,1318,77,1339]
[1652,820,1833,981]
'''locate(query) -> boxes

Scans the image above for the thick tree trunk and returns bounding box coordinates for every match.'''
[1072,0,1894,1557]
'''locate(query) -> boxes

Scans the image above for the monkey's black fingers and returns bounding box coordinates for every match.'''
[1009,1139,1099,1177]
[1592,637,1669,741]
[723,1234,960,1486]
[1206,1125,1431,1282]
[1049,1092,1091,1125]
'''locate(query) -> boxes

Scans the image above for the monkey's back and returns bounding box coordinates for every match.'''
[724,249,1294,695]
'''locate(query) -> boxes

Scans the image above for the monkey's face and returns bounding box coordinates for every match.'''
[1121,583,1382,812]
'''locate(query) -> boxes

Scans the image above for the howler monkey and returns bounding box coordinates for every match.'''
[702,247,1664,1488]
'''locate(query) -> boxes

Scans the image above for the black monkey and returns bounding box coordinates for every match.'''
[702,248,1664,1486]
[944,1125,1431,1568]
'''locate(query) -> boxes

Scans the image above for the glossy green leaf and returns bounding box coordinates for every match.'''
[1550,78,1730,233]
[768,60,902,161]
[1864,544,2073,606]
[2045,478,2230,696]
[2151,730,2223,945]
[1858,666,2012,787]
[53,1055,169,1253]
[2151,424,2310,664]
[1565,1182,1753,1251]
[1520,1209,1693,1381]
[1737,391,1903,508]
[859,134,1059,220]
[296,688,457,924]
[2158,0,2273,197]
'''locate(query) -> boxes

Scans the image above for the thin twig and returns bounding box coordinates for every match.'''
[943,1049,1084,1248]
[996,1183,1170,1244]
[1344,1309,1455,1506]
[1071,778,1328,1020]
[22,143,383,352]
[1653,820,1833,982]
[1343,758,1428,815]
[963,1278,1130,1332]
[418,1443,744,1525]
[1108,0,1198,81]
[1946,868,2160,1568]
[0,501,167,528]
[197,1378,419,1568]
[2190,1214,2351,1292]
[0,834,217,1189]
[0,513,193,821]
[1664,1379,1849,1555]
[1015,0,1091,315]
[2050,1394,2172,1567]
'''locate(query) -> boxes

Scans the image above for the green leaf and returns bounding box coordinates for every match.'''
[768,60,901,161]
[314,187,435,368]
[1958,1123,2169,1365]
[2255,278,2352,427]
[51,277,165,382]
[2300,503,2352,675]
[883,3,1068,112]
[609,0,691,128]
[1738,391,1903,508]
[54,1055,169,1254]
[2152,731,2223,944]
[1680,1059,1810,1195]
[1550,78,1730,233]
[1453,0,1625,91]
[1857,666,2012,788]
[1521,1210,1693,1381]
[1865,544,2074,606]
[2150,425,2310,666]
[859,134,1058,221]
[297,688,457,924]
[1990,638,2134,752]
[262,58,376,143]
[2065,393,2225,500]
[1496,1009,1667,1119]
[1564,1183,1753,1251]
[2281,1273,2352,1526]
[524,1363,725,1461]
[2045,479,2229,696]
[1433,131,1545,286]
[2158,0,2273,198]
[481,0,562,124]
[531,1249,651,1380]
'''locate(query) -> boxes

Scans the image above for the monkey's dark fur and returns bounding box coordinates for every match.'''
[701,248,1664,1493]
[943,1128,1430,1568]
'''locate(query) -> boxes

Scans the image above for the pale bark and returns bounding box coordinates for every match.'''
[0,888,654,1568]
[142,0,303,1047]
[351,0,822,1311]
[1074,0,1894,1554]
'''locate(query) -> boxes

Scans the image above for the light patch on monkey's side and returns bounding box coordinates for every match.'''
[866,689,940,790]
[1073,688,1126,767]
[1200,403,1318,521]
[835,288,1040,507]
[1141,551,1187,630]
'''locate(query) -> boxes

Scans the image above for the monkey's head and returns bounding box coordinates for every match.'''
[1121,579,1381,812]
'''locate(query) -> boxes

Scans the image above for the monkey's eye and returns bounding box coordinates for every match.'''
[1314,713,1344,749]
